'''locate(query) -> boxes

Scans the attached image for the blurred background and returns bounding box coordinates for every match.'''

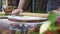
[1,0,48,15]
[0,0,2,11]
[0,0,60,34]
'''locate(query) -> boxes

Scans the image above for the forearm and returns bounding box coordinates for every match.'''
[12,0,25,14]
[18,0,25,9]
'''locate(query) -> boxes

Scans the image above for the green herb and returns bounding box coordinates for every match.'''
[47,11,58,32]
[47,11,57,23]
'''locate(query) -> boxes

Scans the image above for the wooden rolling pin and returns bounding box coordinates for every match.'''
[19,12,49,18]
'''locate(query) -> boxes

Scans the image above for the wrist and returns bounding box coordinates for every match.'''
[17,8,23,12]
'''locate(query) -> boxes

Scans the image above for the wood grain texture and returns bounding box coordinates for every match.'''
[19,12,48,18]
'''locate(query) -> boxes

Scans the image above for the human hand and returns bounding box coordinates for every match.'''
[12,9,23,15]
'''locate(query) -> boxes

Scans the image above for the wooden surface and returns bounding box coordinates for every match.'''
[0,28,10,34]
[19,12,48,18]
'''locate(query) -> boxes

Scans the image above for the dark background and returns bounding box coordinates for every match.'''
[8,0,48,13]
[0,0,2,11]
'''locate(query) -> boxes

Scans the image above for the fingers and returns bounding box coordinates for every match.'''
[12,9,19,15]
[12,9,23,15]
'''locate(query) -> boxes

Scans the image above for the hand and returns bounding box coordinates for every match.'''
[12,9,23,15]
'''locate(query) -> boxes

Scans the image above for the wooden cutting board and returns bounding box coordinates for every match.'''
[19,12,48,18]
